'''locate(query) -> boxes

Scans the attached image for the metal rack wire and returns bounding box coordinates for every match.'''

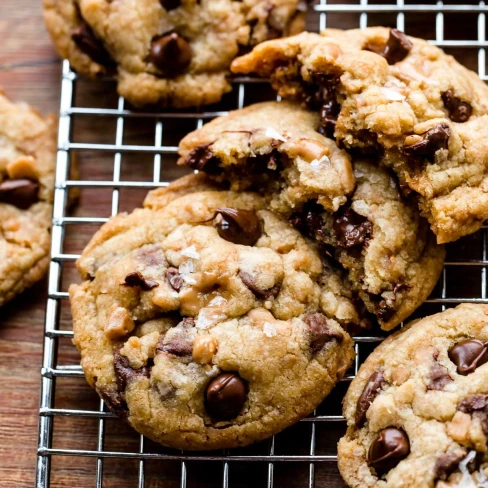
[36,2,488,487]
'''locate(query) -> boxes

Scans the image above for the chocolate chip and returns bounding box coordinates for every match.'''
[304,313,344,354]
[427,360,453,391]
[434,451,466,481]
[403,124,450,158]
[368,427,410,475]
[184,143,222,175]
[151,32,192,75]
[458,394,488,414]
[212,208,263,246]
[0,179,39,209]
[355,371,387,427]
[205,372,247,420]
[458,394,488,433]
[113,350,151,393]
[441,90,472,123]
[72,23,113,66]
[333,208,373,250]
[99,388,128,420]
[289,201,326,241]
[381,29,413,65]
[160,0,181,10]
[448,339,488,375]
[123,271,159,291]
[239,271,281,299]
[306,75,341,139]
[157,318,195,357]
[166,267,184,292]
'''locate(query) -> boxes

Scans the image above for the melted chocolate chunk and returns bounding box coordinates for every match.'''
[289,201,326,241]
[160,0,181,10]
[0,178,39,209]
[151,32,192,75]
[72,23,113,66]
[449,339,488,375]
[246,151,282,175]
[205,372,247,420]
[306,74,341,138]
[355,370,387,427]
[428,360,453,391]
[434,451,466,481]
[113,350,151,393]
[212,208,263,246]
[304,313,344,354]
[458,394,488,433]
[333,208,373,250]
[184,143,222,174]
[123,271,159,291]
[99,388,128,420]
[441,90,473,123]
[239,271,281,299]
[381,29,413,65]
[158,317,195,357]
[403,124,450,158]
[166,267,184,291]
[368,427,410,475]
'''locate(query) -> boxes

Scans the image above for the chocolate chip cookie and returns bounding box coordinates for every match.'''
[43,0,306,108]
[70,190,355,449]
[232,27,488,243]
[177,101,445,330]
[0,90,57,305]
[339,304,488,487]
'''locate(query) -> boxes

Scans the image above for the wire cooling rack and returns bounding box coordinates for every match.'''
[36,2,488,487]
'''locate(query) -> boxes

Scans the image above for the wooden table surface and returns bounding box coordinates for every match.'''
[0,1,482,487]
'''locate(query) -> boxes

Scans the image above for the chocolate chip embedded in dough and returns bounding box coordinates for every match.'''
[381,29,413,65]
[434,451,467,481]
[403,124,450,158]
[355,370,387,427]
[239,271,281,299]
[72,23,113,66]
[333,208,373,250]
[160,0,181,10]
[0,178,39,209]
[448,339,488,375]
[304,313,344,354]
[212,208,263,246]
[151,32,192,75]
[113,350,151,393]
[367,427,410,475]
[166,267,184,291]
[184,143,222,174]
[123,271,159,291]
[441,90,473,123]
[427,361,453,391]
[205,372,247,420]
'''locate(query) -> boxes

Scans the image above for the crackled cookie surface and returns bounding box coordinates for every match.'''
[0,90,57,305]
[339,304,488,488]
[177,101,445,330]
[232,27,488,243]
[70,190,354,450]
[43,0,306,108]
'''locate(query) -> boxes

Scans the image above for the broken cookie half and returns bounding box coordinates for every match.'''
[232,27,488,244]
[177,101,445,331]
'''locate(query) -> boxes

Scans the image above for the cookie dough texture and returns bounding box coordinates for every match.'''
[70,190,354,450]
[177,101,445,331]
[0,90,57,305]
[339,304,488,488]
[43,0,306,108]
[232,27,488,243]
